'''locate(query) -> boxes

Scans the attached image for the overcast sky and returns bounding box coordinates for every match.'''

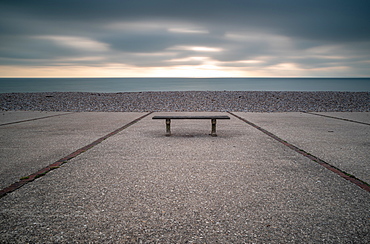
[1,0,370,77]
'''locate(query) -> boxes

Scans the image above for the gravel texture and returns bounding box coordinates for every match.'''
[1,91,369,112]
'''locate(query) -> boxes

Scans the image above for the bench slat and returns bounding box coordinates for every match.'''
[152,116,230,120]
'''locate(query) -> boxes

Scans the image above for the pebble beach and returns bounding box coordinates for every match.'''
[1,91,369,112]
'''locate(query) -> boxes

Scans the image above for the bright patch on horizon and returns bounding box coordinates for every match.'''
[0,63,248,78]
[168,46,222,52]
[235,60,264,64]
[168,56,209,62]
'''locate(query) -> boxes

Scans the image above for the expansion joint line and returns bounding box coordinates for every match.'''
[0,112,153,198]
[227,111,370,193]
[303,112,370,126]
[0,112,74,126]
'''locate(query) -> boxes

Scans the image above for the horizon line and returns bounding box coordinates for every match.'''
[1,76,370,79]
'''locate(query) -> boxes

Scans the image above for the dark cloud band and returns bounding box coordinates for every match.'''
[1,0,369,77]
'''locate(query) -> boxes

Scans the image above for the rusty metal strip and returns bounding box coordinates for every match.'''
[228,111,370,193]
[304,112,370,126]
[0,112,74,126]
[0,112,153,198]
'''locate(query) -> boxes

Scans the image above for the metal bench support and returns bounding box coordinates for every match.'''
[166,119,171,136]
[211,118,217,137]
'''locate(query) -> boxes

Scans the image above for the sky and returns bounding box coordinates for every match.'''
[0,0,370,78]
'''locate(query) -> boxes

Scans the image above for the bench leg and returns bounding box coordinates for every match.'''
[211,119,217,137]
[165,119,171,136]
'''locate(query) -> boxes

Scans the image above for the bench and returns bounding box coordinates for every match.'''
[152,115,230,137]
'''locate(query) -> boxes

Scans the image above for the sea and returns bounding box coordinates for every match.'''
[0,78,369,93]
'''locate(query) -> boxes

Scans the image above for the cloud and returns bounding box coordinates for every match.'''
[33,36,109,52]
[168,28,209,34]
[0,0,370,77]
[167,46,223,52]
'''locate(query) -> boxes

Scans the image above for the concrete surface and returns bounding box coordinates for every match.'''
[0,112,369,243]
[0,111,71,125]
[234,112,370,183]
[312,112,370,124]
[0,112,145,189]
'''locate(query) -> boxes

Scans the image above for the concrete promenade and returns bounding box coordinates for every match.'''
[0,111,369,243]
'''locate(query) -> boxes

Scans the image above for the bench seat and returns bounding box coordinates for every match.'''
[152,115,230,136]
[152,115,230,120]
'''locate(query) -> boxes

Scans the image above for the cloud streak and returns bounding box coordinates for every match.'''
[0,0,369,77]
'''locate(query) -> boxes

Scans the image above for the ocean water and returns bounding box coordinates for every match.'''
[0,78,369,93]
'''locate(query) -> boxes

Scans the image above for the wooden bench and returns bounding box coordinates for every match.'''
[152,115,230,136]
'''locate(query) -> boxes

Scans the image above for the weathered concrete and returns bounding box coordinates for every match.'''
[312,112,370,124]
[0,112,369,243]
[0,111,71,125]
[0,112,145,189]
[234,112,370,183]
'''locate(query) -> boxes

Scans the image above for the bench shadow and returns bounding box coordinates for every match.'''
[147,130,244,139]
